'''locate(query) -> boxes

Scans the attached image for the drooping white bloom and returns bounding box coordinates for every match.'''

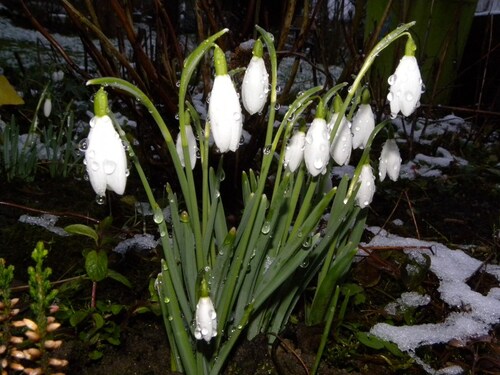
[242,56,269,115]
[284,131,305,172]
[43,97,52,118]
[209,74,243,152]
[51,70,64,82]
[176,124,198,170]
[387,55,423,117]
[378,139,402,182]
[351,104,374,149]
[356,164,376,208]
[194,296,217,343]
[85,115,127,196]
[304,118,330,176]
[328,113,352,166]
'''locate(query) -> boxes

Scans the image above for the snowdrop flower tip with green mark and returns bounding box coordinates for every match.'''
[387,37,423,117]
[356,164,376,208]
[209,46,243,152]
[328,113,352,166]
[176,124,197,170]
[242,39,269,115]
[379,139,402,182]
[284,130,305,172]
[85,88,127,196]
[304,118,330,177]
[194,280,217,343]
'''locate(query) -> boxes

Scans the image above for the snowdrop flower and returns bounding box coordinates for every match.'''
[284,130,305,172]
[176,124,197,170]
[356,164,376,208]
[304,106,330,177]
[209,45,243,153]
[242,39,269,115]
[328,113,352,166]
[351,89,374,149]
[378,138,402,181]
[194,280,217,343]
[387,36,423,117]
[43,97,52,117]
[51,70,64,82]
[84,88,127,196]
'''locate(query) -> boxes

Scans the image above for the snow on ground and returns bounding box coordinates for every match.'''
[365,227,500,374]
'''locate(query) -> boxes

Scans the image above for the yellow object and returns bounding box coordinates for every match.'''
[0,75,25,105]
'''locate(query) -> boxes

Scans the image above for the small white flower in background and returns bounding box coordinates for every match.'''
[194,279,217,343]
[242,39,269,115]
[43,97,52,117]
[328,113,352,166]
[284,130,305,172]
[356,164,376,208]
[209,46,243,153]
[51,70,64,82]
[304,118,330,176]
[378,139,402,181]
[85,88,127,196]
[176,124,198,170]
[387,37,423,117]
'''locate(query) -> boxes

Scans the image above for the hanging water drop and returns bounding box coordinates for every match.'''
[95,195,106,205]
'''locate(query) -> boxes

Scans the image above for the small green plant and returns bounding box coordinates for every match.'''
[66,300,124,361]
[64,216,131,308]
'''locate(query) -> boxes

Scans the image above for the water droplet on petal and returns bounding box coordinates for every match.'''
[388,74,397,85]
[405,92,413,101]
[103,160,116,174]
[387,92,394,101]
[313,159,323,169]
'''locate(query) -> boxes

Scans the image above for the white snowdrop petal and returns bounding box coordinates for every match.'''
[379,139,402,182]
[356,164,376,208]
[176,124,198,170]
[352,104,375,149]
[43,98,52,118]
[242,56,269,115]
[209,74,243,152]
[284,131,305,172]
[304,118,330,176]
[328,114,352,166]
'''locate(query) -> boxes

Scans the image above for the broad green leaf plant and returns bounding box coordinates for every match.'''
[82,23,422,374]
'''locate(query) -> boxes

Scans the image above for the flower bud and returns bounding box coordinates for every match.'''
[43,97,52,117]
